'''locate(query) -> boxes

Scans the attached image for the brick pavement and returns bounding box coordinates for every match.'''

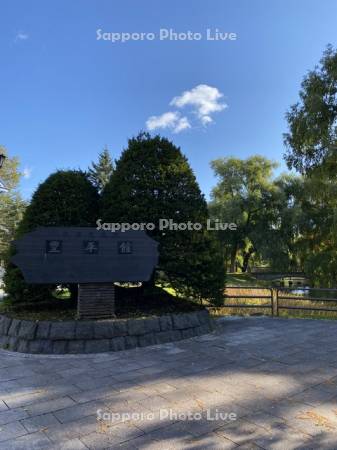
[1,317,337,449]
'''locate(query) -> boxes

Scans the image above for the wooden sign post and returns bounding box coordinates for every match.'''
[11,227,159,319]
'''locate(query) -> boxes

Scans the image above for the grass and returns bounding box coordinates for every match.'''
[226,273,269,287]
[210,285,273,317]
[0,285,203,321]
[208,283,337,321]
[3,272,337,322]
[277,290,337,320]
[0,297,77,321]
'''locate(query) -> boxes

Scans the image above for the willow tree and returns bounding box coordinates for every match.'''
[284,46,337,286]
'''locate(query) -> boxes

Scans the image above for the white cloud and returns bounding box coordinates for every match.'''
[200,115,213,125]
[22,167,32,179]
[15,32,29,42]
[170,84,227,125]
[145,84,226,134]
[146,111,191,134]
[146,112,178,130]
[173,116,191,133]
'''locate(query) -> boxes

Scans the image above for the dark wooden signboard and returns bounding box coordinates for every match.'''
[11,227,159,284]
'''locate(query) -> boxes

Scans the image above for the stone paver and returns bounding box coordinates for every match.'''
[1,317,337,448]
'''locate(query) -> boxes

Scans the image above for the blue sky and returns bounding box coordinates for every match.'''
[1,0,337,200]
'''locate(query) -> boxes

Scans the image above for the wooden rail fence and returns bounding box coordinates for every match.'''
[208,286,337,317]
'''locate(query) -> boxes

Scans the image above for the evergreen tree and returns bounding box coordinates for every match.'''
[88,147,114,192]
[101,133,225,304]
[4,170,99,303]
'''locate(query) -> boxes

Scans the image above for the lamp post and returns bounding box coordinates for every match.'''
[0,153,8,192]
[0,154,6,169]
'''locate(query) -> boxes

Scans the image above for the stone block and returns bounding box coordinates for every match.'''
[170,329,183,342]
[196,324,212,335]
[0,335,9,348]
[138,333,156,347]
[7,319,21,337]
[110,336,126,352]
[159,315,173,331]
[0,315,12,335]
[38,340,54,354]
[76,321,94,339]
[8,336,19,351]
[17,320,37,339]
[155,331,175,344]
[172,313,196,330]
[21,413,60,433]
[113,320,128,336]
[49,322,76,340]
[197,310,210,324]
[182,328,197,339]
[68,340,86,353]
[124,335,138,349]
[16,339,29,353]
[53,340,69,354]
[144,317,160,333]
[127,318,146,336]
[35,321,51,339]
[85,339,110,353]
[94,321,114,339]
[27,339,43,354]
[188,312,201,327]
[27,339,53,354]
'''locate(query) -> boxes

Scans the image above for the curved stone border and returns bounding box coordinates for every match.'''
[0,310,214,354]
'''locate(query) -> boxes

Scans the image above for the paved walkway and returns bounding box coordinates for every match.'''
[1,317,337,449]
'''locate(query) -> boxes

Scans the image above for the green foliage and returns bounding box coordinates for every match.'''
[288,172,337,287]
[255,174,306,272]
[4,170,99,303]
[18,170,99,235]
[101,132,225,304]
[283,46,337,286]
[284,45,337,174]
[209,156,282,272]
[88,147,114,192]
[0,145,21,190]
[0,146,27,263]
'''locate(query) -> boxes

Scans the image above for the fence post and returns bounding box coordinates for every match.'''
[270,288,279,317]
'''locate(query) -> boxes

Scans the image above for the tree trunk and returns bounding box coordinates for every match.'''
[230,243,238,272]
[241,247,255,273]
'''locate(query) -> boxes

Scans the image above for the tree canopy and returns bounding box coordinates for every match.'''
[88,147,114,193]
[283,46,337,286]
[5,170,99,302]
[101,133,225,304]
[0,146,26,264]
[284,45,337,175]
[209,156,281,272]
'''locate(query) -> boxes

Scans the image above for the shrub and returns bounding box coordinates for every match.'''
[4,170,99,304]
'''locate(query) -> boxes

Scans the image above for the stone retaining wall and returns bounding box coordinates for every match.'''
[0,310,213,354]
